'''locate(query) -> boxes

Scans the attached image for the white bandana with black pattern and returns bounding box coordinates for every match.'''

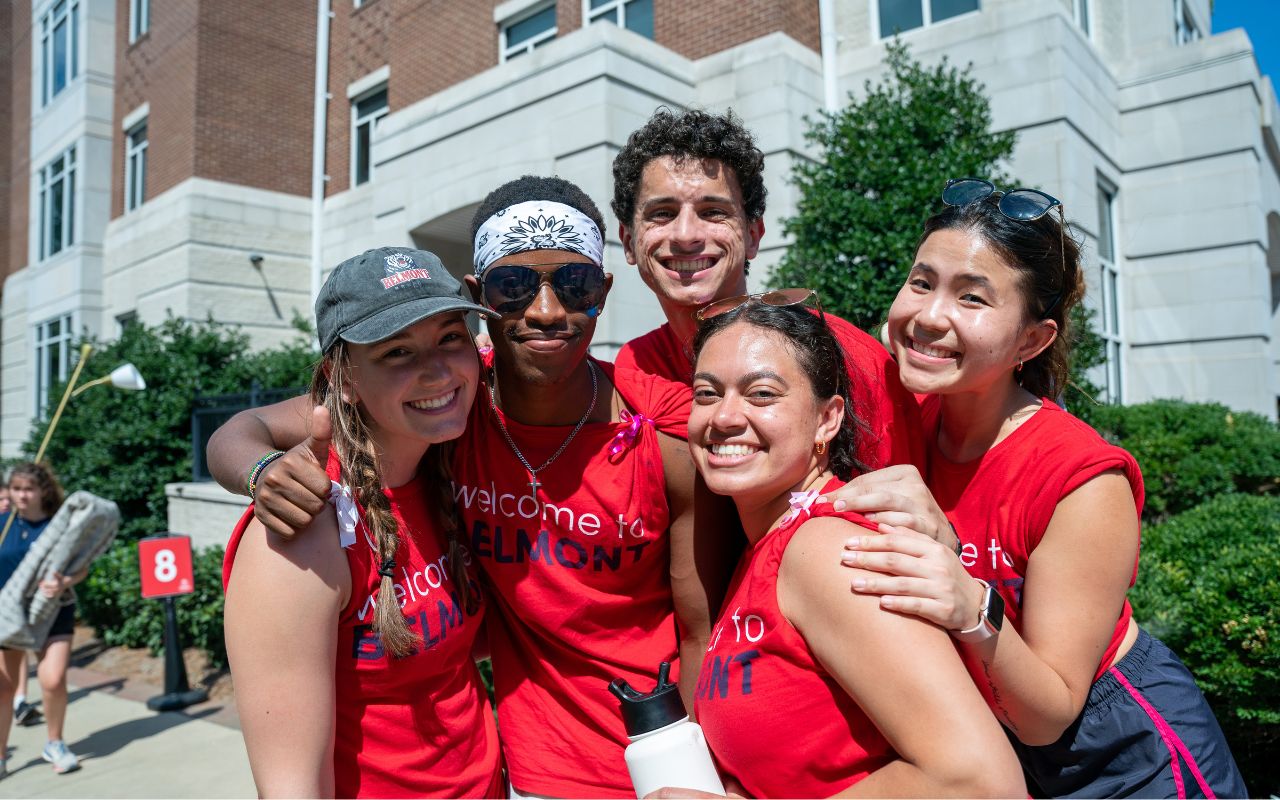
[472,201,604,276]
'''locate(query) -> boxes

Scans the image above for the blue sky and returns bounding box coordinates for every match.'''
[1212,0,1278,79]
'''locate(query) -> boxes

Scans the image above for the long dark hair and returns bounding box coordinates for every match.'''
[917,196,1084,398]
[310,342,476,658]
[693,303,867,479]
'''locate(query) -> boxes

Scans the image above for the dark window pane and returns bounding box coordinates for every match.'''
[71,3,79,78]
[931,0,978,23]
[591,0,611,7]
[53,19,68,94]
[67,169,75,245]
[355,122,371,185]
[1079,0,1089,35]
[591,8,618,24]
[506,5,555,48]
[625,0,653,39]
[879,0,923,37]
[356,89,386,118]
[50,179,64,255]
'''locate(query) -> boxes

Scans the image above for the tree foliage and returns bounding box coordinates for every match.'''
[24,315,315,663]
[768,40,1015,330]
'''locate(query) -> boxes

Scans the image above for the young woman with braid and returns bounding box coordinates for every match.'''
[222,247,504,798]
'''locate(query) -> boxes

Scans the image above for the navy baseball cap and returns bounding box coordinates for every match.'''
[316,247,496,352]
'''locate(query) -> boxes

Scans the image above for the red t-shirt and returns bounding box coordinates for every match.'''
[453,358,683,797]
[223,451,504,799]
[694,479,894,798]
[616,319,924,469]
[921,397,1144,683]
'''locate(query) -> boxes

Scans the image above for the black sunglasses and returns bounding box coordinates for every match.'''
[942,178,1061,221]
[482,262,607,315]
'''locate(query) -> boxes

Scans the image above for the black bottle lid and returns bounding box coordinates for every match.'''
[609,661,686,737]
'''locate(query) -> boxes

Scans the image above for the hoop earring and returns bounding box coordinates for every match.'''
[815,440,827,455]
[1016,359,1024,373]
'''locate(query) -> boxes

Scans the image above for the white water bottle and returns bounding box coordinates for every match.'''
[609,661,725,799]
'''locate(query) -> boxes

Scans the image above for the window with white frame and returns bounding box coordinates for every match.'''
[585,0,653,39]
[38,145,77,260]
[1173,0,1200,45]
[35,314,75,415]
[125,121,148,212]
[129,0,149,43]
[351,86,388,187]
[874,0,978,39]
[41,0,80,106]
[1073,0,1090,38]
[1096,181,1123,403]
[501,3,556,61]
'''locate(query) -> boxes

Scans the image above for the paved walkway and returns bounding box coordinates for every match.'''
[1,666,254,798]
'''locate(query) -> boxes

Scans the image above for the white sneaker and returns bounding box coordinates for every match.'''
[41,739,80,774]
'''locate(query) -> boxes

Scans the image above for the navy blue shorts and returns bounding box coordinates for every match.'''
[1012,628,1247,798]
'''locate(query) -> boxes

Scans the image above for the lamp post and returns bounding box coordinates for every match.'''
[0,344,147,548]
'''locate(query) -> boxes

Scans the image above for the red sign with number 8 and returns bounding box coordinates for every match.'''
[138,535,195,598]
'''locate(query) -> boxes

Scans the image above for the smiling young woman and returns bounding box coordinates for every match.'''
[668,299,1025,799]
[840,181,1247,798]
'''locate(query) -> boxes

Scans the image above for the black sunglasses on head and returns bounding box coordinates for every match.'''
[481,262,607,315]
[942,178,1062,221]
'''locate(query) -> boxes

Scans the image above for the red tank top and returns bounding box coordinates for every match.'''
[616,318,924,470]
[694,479,894,798]
[223,450,503,799]
[452,358,678,797]
[921,397,1144,682]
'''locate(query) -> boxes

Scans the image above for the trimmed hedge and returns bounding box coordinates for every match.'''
[1131,493,1280,796]
[1083,400,1280,523]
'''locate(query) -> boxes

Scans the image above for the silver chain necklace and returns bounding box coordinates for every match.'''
[490,359,599,500]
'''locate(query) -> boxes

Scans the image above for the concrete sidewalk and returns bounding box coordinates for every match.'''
[1,666,255,798]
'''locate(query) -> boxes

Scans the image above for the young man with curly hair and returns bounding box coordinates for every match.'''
[611,108,924,473]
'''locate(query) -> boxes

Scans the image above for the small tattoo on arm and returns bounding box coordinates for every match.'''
[982,659,1018,734]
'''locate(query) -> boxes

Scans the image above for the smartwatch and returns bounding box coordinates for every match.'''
[951,579,1005,643]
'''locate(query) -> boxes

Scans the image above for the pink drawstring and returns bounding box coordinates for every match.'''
[609,409,651,457]
[1109,666,1216,799]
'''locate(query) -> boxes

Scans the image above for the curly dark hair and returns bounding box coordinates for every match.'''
[611,107,767,228]
[692,303,867,480]
[470,174,606,244]
[917,195,1084,399]
[9,461,66,518]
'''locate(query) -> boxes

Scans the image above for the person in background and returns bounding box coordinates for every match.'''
[223,248,504,797]
[837,179,1247,798]
[665,297,1023,798]
[0,463,84,777]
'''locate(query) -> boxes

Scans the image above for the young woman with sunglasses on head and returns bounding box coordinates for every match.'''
[222,248,504,798]
[835,179,1246,798]
[664,296,1024,798]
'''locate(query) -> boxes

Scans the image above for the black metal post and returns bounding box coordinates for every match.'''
[146,596,209,712]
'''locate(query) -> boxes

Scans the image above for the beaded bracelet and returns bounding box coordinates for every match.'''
[247,450,287,499]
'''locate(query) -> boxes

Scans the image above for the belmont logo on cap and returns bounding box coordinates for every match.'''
[381,251,432,289]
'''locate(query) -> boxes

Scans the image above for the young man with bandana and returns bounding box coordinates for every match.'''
[207,176,730,798]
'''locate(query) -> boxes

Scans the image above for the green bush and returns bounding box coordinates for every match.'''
[1130,493,1280,795]
[77,541,230,668]
[1084,400,1280,523]
[26,315,314,663]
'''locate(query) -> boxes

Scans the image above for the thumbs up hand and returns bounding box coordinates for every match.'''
[253,406,336,540]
